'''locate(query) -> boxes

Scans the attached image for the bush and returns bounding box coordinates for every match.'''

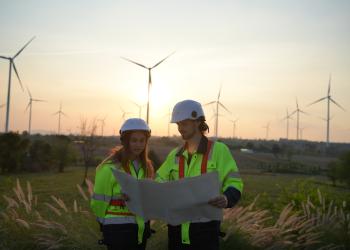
[27,140,53,172]
[51,135,77,173]
[0,133,29,173]
[338,151,350,187]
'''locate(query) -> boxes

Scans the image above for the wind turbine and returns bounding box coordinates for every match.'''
[53,102,67,135]
[282,108,294,140]
[121,52,175,124]
[308,74,345,146]
[299,126,306,140]
[120,107,132,121]
[25,86,46,134]
[290,98,308,140]
[130,100,146,119]
[0,37,35,132]
[262,122,270,140]
[205,85,231,138]
[97,116,107,136]
[229,119,239,138]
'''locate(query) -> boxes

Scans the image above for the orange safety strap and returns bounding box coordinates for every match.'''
[110,199,126,207]
[178,140,213,179]
[105,211,134,216]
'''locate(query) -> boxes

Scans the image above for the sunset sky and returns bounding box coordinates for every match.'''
[0,0,349,142]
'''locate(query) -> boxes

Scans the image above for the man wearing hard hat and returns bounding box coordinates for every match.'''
[156,100,243,250]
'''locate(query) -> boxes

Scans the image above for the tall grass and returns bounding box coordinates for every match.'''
[1,179,349,249]
[0,179,101,250]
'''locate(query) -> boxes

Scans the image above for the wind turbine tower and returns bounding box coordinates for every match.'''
[53,102,67,135]
[25,86,46,134]
[282,108,294,139]
[308,74,345,146]
[263,122,270,140]
[205,85,231,138]
[290,98,308,140]
[229,119,238,138]
[98,116,107,136]
[0,37,35,132]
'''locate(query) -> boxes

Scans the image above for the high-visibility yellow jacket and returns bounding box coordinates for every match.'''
[90,159,147,244]
[156,136,243,244]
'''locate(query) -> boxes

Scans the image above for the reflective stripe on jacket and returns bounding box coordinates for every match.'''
[90,160,147,243]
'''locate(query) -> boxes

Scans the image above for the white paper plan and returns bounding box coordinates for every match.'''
[113,170,223,225]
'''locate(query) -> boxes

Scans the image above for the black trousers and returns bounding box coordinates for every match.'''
[102,222,150,250]
[168,221,220,250]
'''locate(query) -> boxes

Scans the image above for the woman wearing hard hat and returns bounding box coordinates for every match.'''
[90,118,154,250]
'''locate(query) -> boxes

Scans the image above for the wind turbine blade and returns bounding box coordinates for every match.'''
[13,36,36,59]
[0,56,9,59]
[130,100,141,108]
[12,62,24,91]
[25,102,30,112]
[61,112,69,117]
[299,110,309,115]
[218,102,231,113]
[52,111,59,115]
[307,97,327,106]
[26,85,32,98]
[204,101,216,106]
[32,99,46,102]
[217,85,222,100]
[119,106,125,113]
[121,57,147,69]
[295,98,299,109]
[328,73,332,95]
[151,51,175,69]
[330,98,346,111]
[289,110,297,116]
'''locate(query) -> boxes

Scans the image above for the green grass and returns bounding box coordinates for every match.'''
[1,167,349,249]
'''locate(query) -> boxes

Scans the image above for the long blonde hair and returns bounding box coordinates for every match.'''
[97,131,154,179]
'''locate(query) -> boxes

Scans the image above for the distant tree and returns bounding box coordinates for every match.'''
[326,161,340,186]
[0,133,29,173]
[51,135,76,173]
[246,142,255,150]
[77,118,99,184]
[272,144,281,158]
[28,140,52,171]
[338,151,350,187]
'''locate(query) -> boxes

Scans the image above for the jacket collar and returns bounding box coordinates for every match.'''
[176,136,208,156]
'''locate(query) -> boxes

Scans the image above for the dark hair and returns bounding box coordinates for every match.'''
[197,116,209,135]
[111,130,154,179]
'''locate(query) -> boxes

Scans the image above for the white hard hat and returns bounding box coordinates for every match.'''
[171,100,205,123]
[120,118,151,134]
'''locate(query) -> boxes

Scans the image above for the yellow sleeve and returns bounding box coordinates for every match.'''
[90,164,114,218]
[214,142,243,194]
[155,148,177,182]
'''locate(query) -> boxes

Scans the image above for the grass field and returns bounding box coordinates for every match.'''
[1,166,349,249]
[0,166,328,208]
